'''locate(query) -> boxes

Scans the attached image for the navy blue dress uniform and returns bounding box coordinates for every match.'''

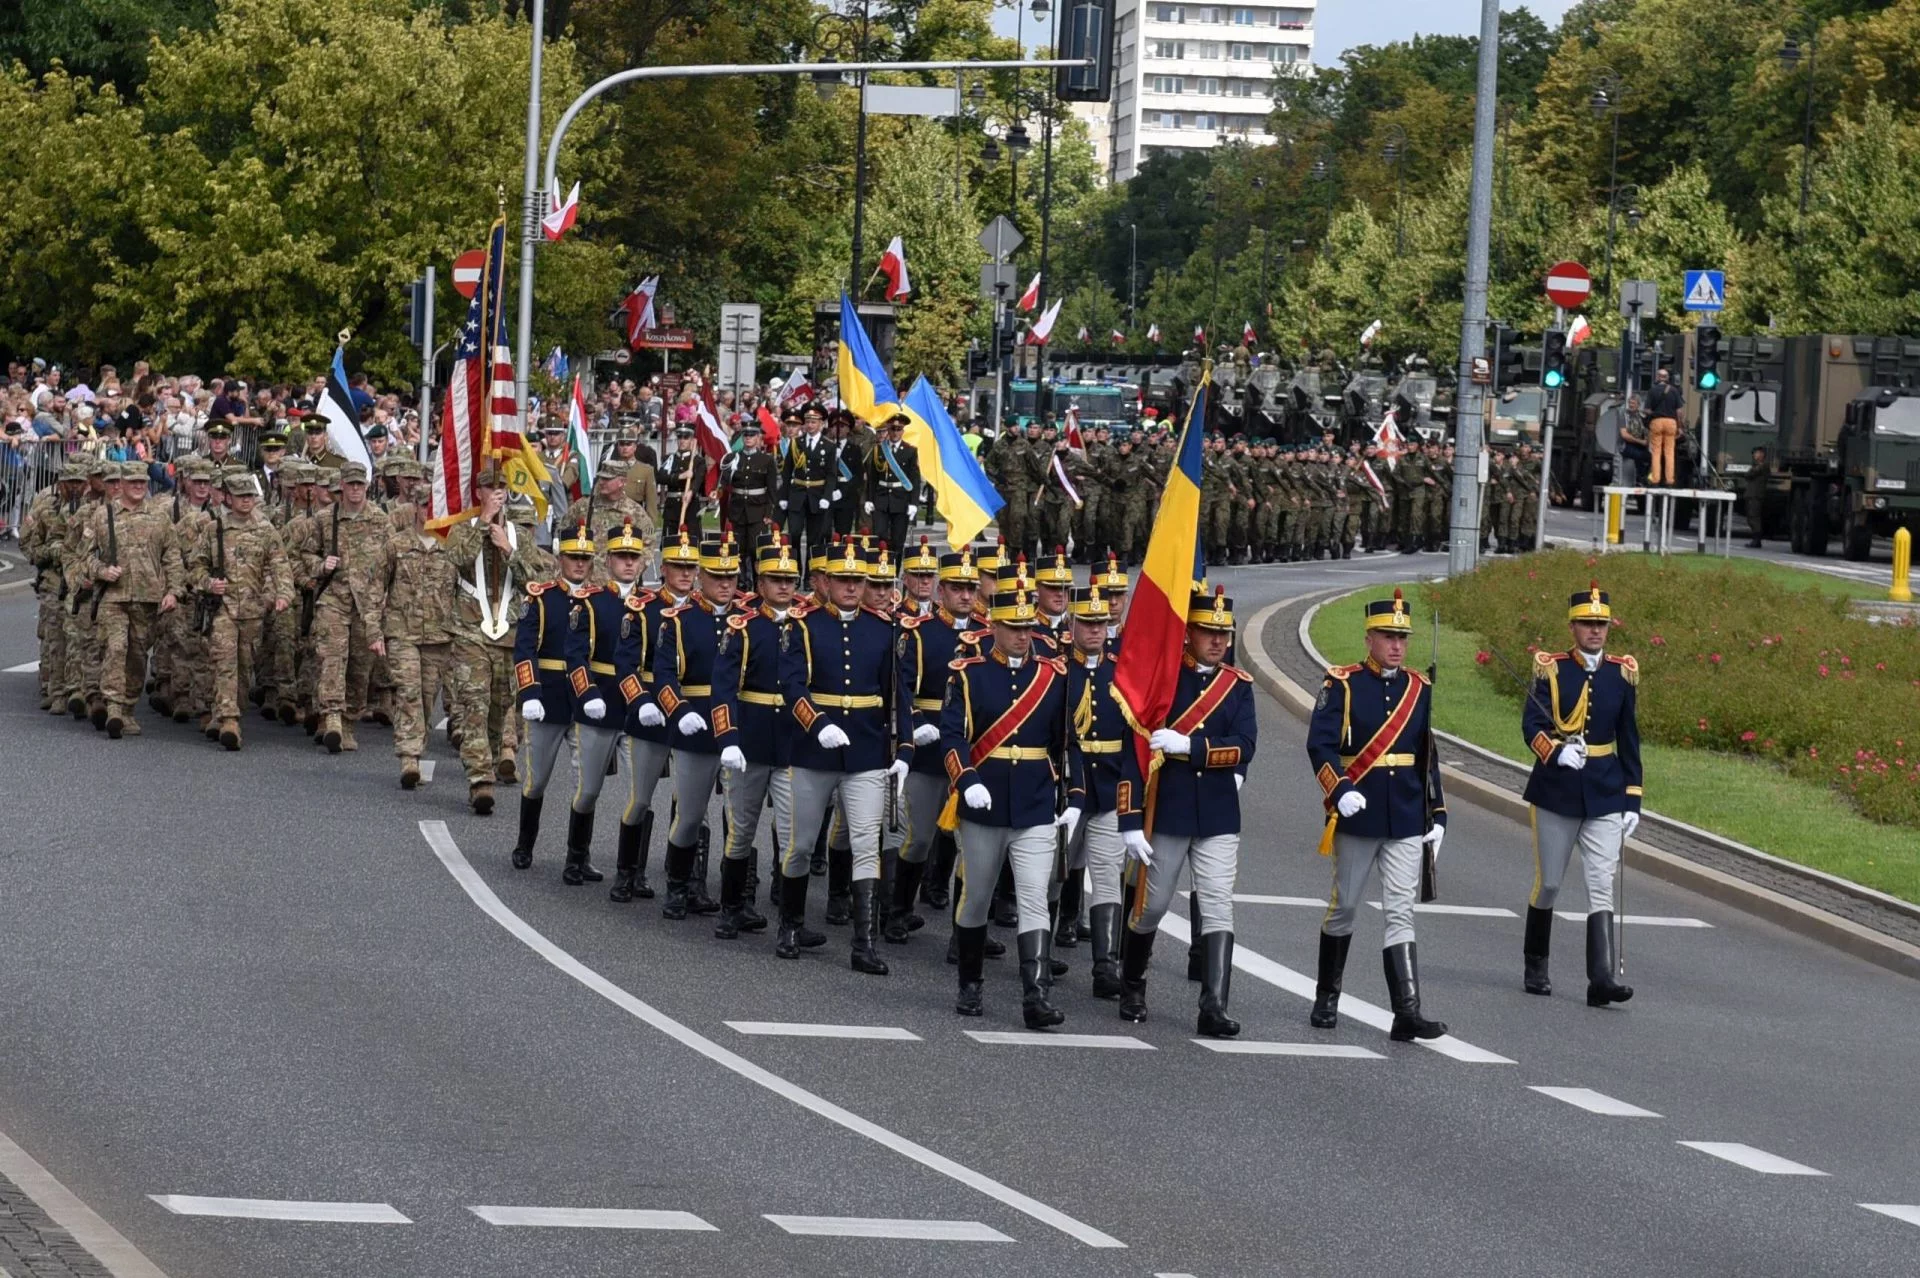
[652,536,741,921]
[865,415,922,556]
[507,524,591,871]
[780,416,835,570]
[1065,586,1130,999]
[775,540,917,973]
[1520,582,1642,1007]
[1031,548,1076,643]
[1114,589,1257,1037]
[1303,589,1449,1041]
[1090,554,1129,653]
[562,521,653,890]
[939,587,1085,1026]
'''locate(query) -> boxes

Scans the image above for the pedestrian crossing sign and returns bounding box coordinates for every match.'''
[1682,270,1725,312]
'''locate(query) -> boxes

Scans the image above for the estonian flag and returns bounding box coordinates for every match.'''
[319,347,374,474]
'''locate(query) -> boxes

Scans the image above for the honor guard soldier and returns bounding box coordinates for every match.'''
[1116,588,1256,1037]
[866,412,921,555]
[714,536,804,939]
[917,550,986,915]
[562,520,651,887]
[826,410,866,537]
[1521,582,1641,1007]
[723,422,780,555]
[781,405,835,570]
[898,535,939,618]
[775,541,915,974]
[884,546,985,943]
[1031,548,1075,645]
[1065,586,1129,999]
[653,535,741,920]
[1305,589,1449,1041]
[941,586,1082,1026]
[509,524,597,869]
[613,529,702,906]
[661,424,710,530]
[1091,555,1129,647]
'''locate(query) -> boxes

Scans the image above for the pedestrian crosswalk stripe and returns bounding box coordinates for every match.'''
[3,660,38,673]
[964,1031,1154,1050]
[1678,1142,1828,1175]
[1860,1205,1920,1228]
[1192,1040,1385,1059]
[1222,893,1328,907]
[1529,1086,1661,1117]
[1554,911,1711,928]
[469,1206,715,1230]
[727,1022,921,1041]
[766,1215,1013,1241]
[150,1196,411,1223]
[1369,902,1517,918]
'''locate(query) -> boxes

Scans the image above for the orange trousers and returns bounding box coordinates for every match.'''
[1648,417,1678,485]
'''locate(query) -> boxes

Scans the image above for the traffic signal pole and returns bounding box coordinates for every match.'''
[1447,0,1502,578]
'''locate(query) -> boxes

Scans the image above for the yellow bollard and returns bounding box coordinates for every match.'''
[1892,527,1913,603]
[1606,490,1623,545]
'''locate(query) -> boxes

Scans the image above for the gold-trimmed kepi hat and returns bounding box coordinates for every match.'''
[865,542,897,583]
[1363,587,1413,634]
[558,522,596,557]
[1034,546,1075,586]
[756,534,801,578]
[605,518,646,556]
[825,539,867,578]
[1188,584,1236,632]
[937,548,980,583]
[976,538,1007,575]
[1569,580,1612,622]
[660,526,701,565]
[903,536,940,574]
[698,534,740,573]
[988,588,1039,625]
[1069,586,1111,621]
[1091,552,1129,593]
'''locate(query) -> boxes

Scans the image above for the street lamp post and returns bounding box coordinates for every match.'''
[1779,21,1819,218]
[1381,123,1409,256]
[810,1,886,297]
[1591,68,1631,303]
[1311,153,1336,233]
[1128,221,1137,332]
[1032,0,1062,411]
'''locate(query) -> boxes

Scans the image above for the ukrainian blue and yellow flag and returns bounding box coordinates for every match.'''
[901,375,1003,547]
[836,293,901,426]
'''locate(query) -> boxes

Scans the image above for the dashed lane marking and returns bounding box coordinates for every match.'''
[1554,911,1712,928]
[1678,1143,1828,1176]
[469,1206,715,1230]
[1368,902,1517,918]
[1860,1205,1920,1228]
[764,1216,1013,1241]
[1155,913,1516,1065]
[727,1022,922,1041]
[419,759,436,784]
[1223,894,1328,907]
[1528,1086,1662,1117]
[1192,1040,1385,1059]
[149,1197,411,1223]
[963,1031,1154,1050]
[3,660,38,673]
[419,821,1126,1250]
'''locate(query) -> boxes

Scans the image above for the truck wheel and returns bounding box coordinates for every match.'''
[1843,504,1874,562]
[1802,483,1829,558]
[1788,494,1806,553]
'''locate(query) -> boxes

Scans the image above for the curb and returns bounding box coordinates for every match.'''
[1240,594,1920,983]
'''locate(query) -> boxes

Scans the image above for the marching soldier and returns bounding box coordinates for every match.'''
[565,519,652,887]
[507,523,597,871]
[194,472,294,751]
[1064,585,1128,998]
[827,411,866,538]
[660,424,709,533]
[1520,582,1641,1007]
[1034,426,1084,556]
[380,486,456,785]
[780,404,835,570]
[1305,589,1448,1040]
[940,584,1082,1026]
[297,415,347,471]
[1115,588,1256,1037]
[723,421,780,548]
[898,536,939,618]
[1031,548,1074,646]
[865,412,920,556]
[85,461,187,739]
[19,458,85,712]
[296,460,389,756]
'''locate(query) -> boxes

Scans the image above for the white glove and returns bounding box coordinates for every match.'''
[1149,727,1191,756]
[1055,806,1081,841]
[1620,811,1641,840]
[831,488,843,502]
[678,711,708,736]
[818,498,831,511]
[887,758,910,796]
[817,723,851,749]
[1558,739,1588,769]
[912,723,940,747]
[521,698,545,723]
[637,702,666,728]
[1233,772,1243,792]
[1336,790,1367,818]
[906,504,917,520]
[863,500,874,514]
[778,498,788,511]
[1424,825,1445,860]
[720,745,747,772]
[963,782,992,811]
[1123,829,1154,865]
[581,696,607,721]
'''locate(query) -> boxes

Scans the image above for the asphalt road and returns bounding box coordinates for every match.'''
[1,551,1917,1278]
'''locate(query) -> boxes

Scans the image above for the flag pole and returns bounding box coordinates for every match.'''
[513,0,546,446]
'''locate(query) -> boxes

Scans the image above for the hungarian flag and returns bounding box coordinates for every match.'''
[611,276,659,349]
[1568,313,1593,347]
[1028,297,1064,346]
[541,180,580,241]
[563,374,594,500]
[1017,272,1042,312]
[878,235,911,301]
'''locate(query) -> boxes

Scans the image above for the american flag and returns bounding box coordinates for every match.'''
[429,216,510,530]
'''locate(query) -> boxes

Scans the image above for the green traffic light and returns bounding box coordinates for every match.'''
[1544,370,1565,389]
[1699,371,1720,389]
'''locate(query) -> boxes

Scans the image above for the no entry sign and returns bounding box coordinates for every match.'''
[451,249,486,299]
[1544,260,1592,309]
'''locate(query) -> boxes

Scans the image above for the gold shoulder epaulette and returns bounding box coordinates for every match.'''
[525,580,549,597]
[950,654,984,671]
[863,604,894,622]
[1608,653,1639,686]
[1533,649,1560,672]
[663,600,690,617]
[898,613,922,630]
[1326,662,1360,681]
[726,612,750,632]
[624,591,648,613]
[1225,662,1253,682]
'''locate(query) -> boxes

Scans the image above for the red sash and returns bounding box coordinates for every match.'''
[968,661,1057,767]
[1317,670,1426,855]
[1169,668,1239,737]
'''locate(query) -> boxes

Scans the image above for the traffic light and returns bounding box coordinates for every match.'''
[1541,328,1568,390]
[966,347,989,380]
[995,321,1017,363]
[1695,323,1723,391]
[1488,324,1523,391]
[404,278,428,347]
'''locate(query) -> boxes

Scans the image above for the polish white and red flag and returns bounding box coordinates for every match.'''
[612,276,659,349]
[1028,297,1064,345]
[1193,324,1206,344]
[1146,323,1161,343]
[1016,272,1042,312]
[878,236,911,301]
[1111,328,1126,346]
[775,368,814,408]
[1568,314,1593,347]
[1243,320,1257,345]
[1076,324,1091,343]
[541,180,580,241]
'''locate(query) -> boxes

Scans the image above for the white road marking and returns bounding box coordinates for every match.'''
[765,1215,1012,1241]
[149,1196,411,1223]
[1223,893,1329,907]
[1678,1143,1828,1176]
[0,1126,172,1278]
[727,1022,921,1041]
[419,821,1125,1250]
[3,660,39,673]
[1555,911,1712,928]
[1155,914,1515,1064]
[468,1206,715,1230]
[1528,1086,1661,1117]
[434,716,449,731]
[1192,1040,1385,1059]
[964,1031,1154,1050]
[419,759,436,784]
[1368,902,1517,918]
[1860,1204,1920,1228]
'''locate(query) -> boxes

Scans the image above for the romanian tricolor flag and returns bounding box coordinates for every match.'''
[835,293,900,427]
[1112,369,1209,784]
[901,375,1003,547]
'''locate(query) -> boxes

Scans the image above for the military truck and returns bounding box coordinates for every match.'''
[1338,364,1389,444]
[1391,363,1450,442]
[1779,335,1920,558]
[1705,336,1788,533]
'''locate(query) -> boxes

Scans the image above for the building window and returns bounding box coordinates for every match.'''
[1229,42,1253,60]
[1156,112,1182,128]
[1233,7,1255,24]
[1267,43,1300,63]
[1226,79,1255,97]
[1274,7,1312,29]
[1154,4,1184,22]
[1151,76,1185,94]
[1198,41,1220,58]
[1192,113,1216,131]
[1151,39,1185,58]
[1198,77,1220,95]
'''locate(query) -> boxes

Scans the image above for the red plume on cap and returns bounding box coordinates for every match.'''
[920,534,929,546]
[1590,578,1600,590]
[1215,583,1226,598]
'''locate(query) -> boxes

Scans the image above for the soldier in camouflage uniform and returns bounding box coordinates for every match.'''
[381,485,458,789]
[1223,435,1254,564]
[296,460,390,757]
[58,459,111,721]
[19,458,85,712]
[192,471,294,751]
[155,458,219,728]
[1034,426,1085,554]
[1199,434,1232,565]
[562,462,654,580]
[1513,443,1541,552]
[83,460,187,738]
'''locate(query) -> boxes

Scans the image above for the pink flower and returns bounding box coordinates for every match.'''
[1741,731,1757,742]
[1698,718,1709,730]
[1809,747,1820,758]
[1818,665,1829,677]
[1475,651,1491,665]
[1650,634,1667,647]
[1710,652,1723,665]
[1875,662,1886,672]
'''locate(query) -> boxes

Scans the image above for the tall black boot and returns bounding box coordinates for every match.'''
[1524,906,1555,996]
[510,794,542,869]
[773,873,827,959]
[687,826,719,915]
[953,924,988,1016]
[1309,931,1352,1028]
[743,845,761,903]
[921,833,956,909]
[1054,875,1082,950]
[824,845,853,924]
[714,856,748,940]
[1197,930,1241,1038]
[609,817,642,902]
[1089,903,1124,999]
[849,880,888,975]
[1187,894,1204,981]
[632,810,655,898]
[1383,941,1448,1041]
[883,858,926,944]
[1118,927,1155,1023]
[562,808,598,885]
[661,841,695,920]
[1586,912,1634,1006]
[1018,930,1065,1029]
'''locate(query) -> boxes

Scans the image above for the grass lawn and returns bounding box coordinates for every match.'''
[1308,579,1920,905]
